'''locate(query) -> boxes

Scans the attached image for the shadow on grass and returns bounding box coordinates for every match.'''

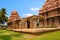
[0,30,6,34]
[0,30,24,40]
[0,35,11,40]
[0,34,24,40]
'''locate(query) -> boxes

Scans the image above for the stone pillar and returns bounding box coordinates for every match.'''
[11,22,13,29]
[7,23,12,30]
[39,20,44,27]
[19,22,21,29]
[16,21,19,29]
[58,16,60,27]
[12,21,16,29]
[54,17,59,27]
[23,21,27,29]
[33,20,36,28]
[44,19,47,28]
[30,20,36,29]
[14,21,19,29]
[49,18,53,26]
[19,21,27,29]
[19,21,22,29]
[25,21,27,29]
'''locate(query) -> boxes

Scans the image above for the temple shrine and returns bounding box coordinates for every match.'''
[8,0,60,30]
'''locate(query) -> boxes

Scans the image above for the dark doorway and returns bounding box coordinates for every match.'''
[27,20,30,28]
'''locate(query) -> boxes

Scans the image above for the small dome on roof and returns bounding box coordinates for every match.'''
[11,10,18,15]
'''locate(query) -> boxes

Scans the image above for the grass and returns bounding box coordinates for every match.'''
[0,30,60,40]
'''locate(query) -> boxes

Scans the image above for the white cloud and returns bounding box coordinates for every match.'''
[23,13,38,18]
[30,7,39,11]
[45,0,46,1]
[22,13,34,18]
[21,7,39,18]
[25,13,33,17]
[26,14,33,17]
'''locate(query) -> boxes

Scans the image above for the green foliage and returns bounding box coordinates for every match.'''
[46,26,57,28]
[36,26,43,28]
[37,26,57,28]
[0,8,8,24]
[0,24,7,27]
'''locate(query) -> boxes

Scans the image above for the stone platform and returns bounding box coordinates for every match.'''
[12,28,60,34]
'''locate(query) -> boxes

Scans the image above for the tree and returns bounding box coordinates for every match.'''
[0,8,8,25]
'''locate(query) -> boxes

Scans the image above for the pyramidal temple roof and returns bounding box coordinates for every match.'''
[8,10,21,23]
[39,0,60,13]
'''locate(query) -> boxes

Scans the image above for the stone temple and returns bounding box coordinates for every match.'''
[8,0,60,30]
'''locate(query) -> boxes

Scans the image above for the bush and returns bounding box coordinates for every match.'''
[46,26,57,28]
[37,26,44,28]
[0,24,7,30]
[37,26,57,28]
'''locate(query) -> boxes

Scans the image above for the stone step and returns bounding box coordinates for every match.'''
[12,28,60,34]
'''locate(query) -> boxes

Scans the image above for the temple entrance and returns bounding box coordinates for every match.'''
[27,20,30,28]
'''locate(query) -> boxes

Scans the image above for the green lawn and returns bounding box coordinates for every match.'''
[0,30,60,40]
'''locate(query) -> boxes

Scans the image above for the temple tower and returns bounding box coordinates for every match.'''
[7,10,21,30]
[39,0,60,27]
